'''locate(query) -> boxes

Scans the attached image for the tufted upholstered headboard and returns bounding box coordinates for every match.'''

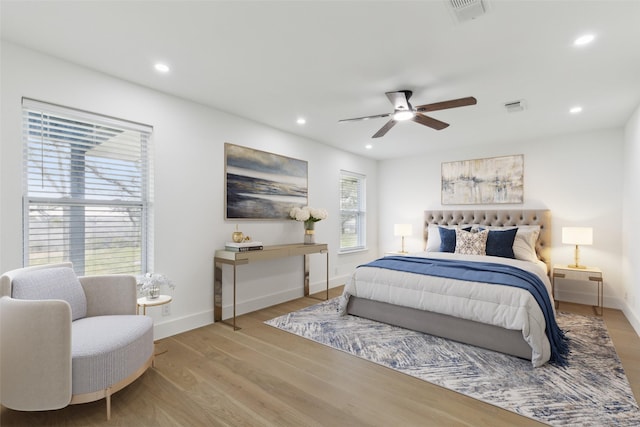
[424,209,551,271]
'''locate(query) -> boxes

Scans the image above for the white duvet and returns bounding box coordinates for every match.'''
[339,252,555,367]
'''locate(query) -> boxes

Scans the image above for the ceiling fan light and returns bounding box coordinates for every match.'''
[574,34,595,46]
[393,111,415,121]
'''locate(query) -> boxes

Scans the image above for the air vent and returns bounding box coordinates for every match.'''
[504,100,526,113]
[448,0,487,22]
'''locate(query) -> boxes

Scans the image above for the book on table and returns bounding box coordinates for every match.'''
[225,241,264,252]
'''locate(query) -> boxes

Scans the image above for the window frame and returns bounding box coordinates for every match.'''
[22,98,153,276]
[339,170,366,253]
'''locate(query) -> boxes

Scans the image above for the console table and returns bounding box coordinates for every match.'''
[214,243,329,330]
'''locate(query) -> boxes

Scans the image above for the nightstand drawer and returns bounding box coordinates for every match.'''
[553,268,602,282]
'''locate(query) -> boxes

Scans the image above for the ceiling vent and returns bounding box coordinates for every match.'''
[448,0,487,22]
[504,100,526,113]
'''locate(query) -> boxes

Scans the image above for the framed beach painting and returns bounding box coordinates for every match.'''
[441,154,524,205]
[225,143,308,219]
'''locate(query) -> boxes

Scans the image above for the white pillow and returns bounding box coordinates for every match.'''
[513,226,541,262]
[425,224,442,252]
[12,266,87,321]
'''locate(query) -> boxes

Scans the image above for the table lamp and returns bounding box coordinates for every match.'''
[562,227,593,269]
[394,224,413,254]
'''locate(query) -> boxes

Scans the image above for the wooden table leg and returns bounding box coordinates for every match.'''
[214,261,223,322]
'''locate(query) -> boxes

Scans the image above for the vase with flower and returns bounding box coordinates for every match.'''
[289,206,328,244]
[136,273,175,299]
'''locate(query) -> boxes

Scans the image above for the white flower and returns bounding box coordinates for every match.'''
[289,206,328,222]
[309,207,328,221]
[136,273,174,296]
[289,206,310,222]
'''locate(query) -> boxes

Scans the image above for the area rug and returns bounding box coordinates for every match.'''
[265,298,640,426]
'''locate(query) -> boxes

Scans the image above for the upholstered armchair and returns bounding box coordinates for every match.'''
[0,262,154,419]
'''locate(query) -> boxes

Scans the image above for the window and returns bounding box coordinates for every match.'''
[339,170,366,251]
[22,98,153,276]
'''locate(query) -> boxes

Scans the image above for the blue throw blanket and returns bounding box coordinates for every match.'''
[361,256,569,366]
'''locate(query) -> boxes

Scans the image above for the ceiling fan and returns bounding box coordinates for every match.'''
[339,90,477,138]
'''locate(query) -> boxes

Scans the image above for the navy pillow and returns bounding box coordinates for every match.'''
[438,227,456,252]
[485,228,518,258]
[439,226,472,253]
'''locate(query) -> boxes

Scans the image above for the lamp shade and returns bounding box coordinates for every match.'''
[562,227,593,245]
[394,224,413,237]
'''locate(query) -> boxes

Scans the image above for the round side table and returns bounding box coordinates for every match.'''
[136,295,172,315]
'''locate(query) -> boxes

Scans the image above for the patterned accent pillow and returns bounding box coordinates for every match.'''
[455,228,489,256]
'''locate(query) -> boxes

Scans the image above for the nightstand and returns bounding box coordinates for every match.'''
[384,251,410,256]
[552,265,603,316]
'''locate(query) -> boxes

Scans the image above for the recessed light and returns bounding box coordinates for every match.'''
[154,63,170,73]
[365,144,373,150]
[574,34,595,46]
[570,106,583,114]
[296,118,306,125]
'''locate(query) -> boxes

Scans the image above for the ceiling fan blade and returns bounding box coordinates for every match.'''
[338,112,391,123]
[412,113,449,131]
[415,96,477,113]
[385,90,412,111]
[372,119,397,138]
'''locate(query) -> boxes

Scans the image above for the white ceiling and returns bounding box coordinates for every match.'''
[2,1,640,160]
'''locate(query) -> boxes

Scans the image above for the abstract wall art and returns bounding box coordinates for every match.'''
[441,155,524,205]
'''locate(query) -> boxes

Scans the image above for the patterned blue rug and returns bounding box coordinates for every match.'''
[265,298,640,426]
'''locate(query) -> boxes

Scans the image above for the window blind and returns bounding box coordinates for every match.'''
[339,170,366,251]
[22,98,153,276]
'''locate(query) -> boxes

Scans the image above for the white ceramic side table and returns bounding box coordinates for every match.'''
[136,295,172,315]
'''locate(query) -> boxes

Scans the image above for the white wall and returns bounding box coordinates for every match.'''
[0,42,378,338]
[2,40,637,338]
[623,103,640,333]
[378,129,626,312]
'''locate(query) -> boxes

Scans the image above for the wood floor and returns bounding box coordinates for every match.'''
[2,287,639,426]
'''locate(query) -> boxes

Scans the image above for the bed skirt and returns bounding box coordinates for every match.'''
[346,296,532,360]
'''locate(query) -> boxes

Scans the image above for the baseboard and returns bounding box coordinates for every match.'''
[153,308,212,340]
[225,275,347,318]
[310,274,348,294]
[622,303,640,337]
[555,289,616,309]
[152,276,348,340]
[557,289,640,337]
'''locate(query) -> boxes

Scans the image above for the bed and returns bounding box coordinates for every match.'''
[340,209,566,367]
